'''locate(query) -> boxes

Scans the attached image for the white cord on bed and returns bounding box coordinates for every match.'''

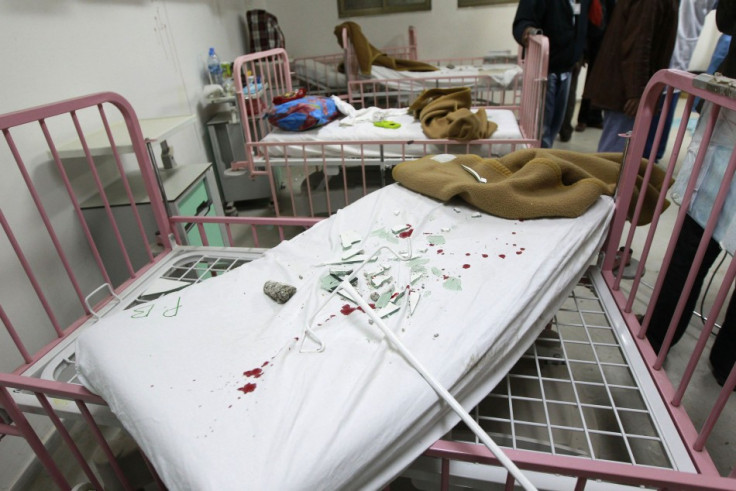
[338,279,537,491]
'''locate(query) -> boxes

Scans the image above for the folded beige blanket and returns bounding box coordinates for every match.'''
[408,87,497,141]
[392,149,669,223]
[335,22,438,76]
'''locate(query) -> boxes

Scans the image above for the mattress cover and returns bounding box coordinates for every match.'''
[259,108,523,159]
[76,183,613,490]
[370,63,522,89]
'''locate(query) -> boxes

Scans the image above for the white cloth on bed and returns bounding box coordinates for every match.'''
[370,63,522,89]
[260,108,523,159]
[76,184,613,490]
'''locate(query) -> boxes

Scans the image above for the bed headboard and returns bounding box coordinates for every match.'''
[0,93,178,372]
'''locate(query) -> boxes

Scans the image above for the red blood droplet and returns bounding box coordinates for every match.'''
[499,254,506,259]
[244,368,263,378]
[399,228,414,238]
[238,383,257,394]
[482,254,488,258]
[462,264,471,269]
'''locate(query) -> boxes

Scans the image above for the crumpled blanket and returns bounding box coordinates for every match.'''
[392,149,670,222]
[335,22,438,76]
[408,87,497,141]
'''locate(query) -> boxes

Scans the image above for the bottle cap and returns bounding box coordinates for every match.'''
[209,47,215,55]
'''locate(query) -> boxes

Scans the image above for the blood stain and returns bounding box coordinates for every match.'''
[399,229,414,238]
[437,249,444,254]
[482,254,488,258]
[462,264,471,269]
[499,254,506,259]
[244,368,263,378]
[238,383,257,394]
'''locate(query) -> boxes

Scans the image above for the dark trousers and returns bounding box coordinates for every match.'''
[647,215,736,379]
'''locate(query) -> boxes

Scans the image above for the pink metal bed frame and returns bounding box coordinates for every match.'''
[291,26,419,97]
[2,68,736,489]
[338,25,523,108]
[231,35,548,219]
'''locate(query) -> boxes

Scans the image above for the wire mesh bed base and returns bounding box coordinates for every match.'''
[403,268,696,490]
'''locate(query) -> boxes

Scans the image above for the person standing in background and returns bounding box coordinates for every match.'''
[513,0,590,148]
[574,0,616,134]
[584,0,678,152]
[645,0,736,388]
[643,0,719,162]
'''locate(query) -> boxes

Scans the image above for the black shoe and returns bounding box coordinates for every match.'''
[574,123,586,132]
[559,129,572,142]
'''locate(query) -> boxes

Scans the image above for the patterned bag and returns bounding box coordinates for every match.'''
[267,96,339,131]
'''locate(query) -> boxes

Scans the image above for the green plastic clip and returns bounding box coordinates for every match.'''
[373,120,401,129]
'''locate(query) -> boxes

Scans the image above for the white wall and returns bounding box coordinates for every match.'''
[269,1,519,59]
[0,1,520,488]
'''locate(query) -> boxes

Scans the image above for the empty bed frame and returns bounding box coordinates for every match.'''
[2,68,736,490]
[232,36,548,218]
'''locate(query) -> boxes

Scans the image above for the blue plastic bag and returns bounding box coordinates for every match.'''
[268,96,339,131]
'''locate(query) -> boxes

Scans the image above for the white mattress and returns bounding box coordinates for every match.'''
[370,63,522,89]
[259,108,523,159]
[292,59,522,91]
[76,184,613,490]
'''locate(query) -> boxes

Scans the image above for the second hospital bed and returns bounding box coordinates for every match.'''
[2,68,736,490]
[292,25,522,108]
[231,35,548,218]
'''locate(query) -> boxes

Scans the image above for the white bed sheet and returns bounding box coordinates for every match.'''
[260,108,523,159]
[370,63,522,89]
[76,184,613,490]
[292,59,522,92]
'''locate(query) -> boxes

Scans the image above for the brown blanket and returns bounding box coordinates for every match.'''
[392,149,669,223]
[408,87,497,141]
[334,22,438,76]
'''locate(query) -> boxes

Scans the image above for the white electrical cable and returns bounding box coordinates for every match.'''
[338,280,538,491]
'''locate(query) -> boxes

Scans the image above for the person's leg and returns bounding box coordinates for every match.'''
[560,62,581,142]
[646,215,722,352]
[597,111,635,152]
[545,72,571,148]
[541,73,560,148]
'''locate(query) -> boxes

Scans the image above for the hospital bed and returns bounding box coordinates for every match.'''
[291,26,419,97]
[232,36,547,218]
[292,25,523,108]
[2,68,736,491]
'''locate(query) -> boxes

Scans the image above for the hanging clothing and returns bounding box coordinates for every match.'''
[247,10,285,53]
[585,0,678,113]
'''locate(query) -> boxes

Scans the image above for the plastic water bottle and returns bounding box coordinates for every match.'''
[207,47,224,86]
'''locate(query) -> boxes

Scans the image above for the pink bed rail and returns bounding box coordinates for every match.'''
[421,69,736,489]
[343,30,539,110]
[0,92,318,489]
